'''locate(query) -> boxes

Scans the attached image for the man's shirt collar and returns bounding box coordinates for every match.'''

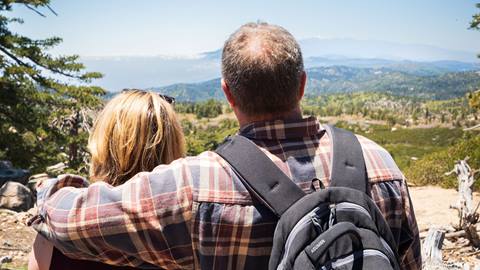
[239,116,325,140]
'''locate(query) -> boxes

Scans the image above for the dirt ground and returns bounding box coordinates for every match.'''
[410,186,480,232]
[0,209,36,270]
[0,186,479,269]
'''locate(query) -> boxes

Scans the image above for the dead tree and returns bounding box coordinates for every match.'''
[423,229,445,267]
[446,157,480,247]
[422,228,471,269]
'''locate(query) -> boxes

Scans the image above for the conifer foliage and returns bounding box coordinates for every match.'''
[468,3,480,111]
[0,0,105,173]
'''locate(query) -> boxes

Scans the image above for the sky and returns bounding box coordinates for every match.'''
[8,0,480,57]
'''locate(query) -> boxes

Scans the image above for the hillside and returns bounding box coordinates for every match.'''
[151,66,480,102]
[82,38,480,91]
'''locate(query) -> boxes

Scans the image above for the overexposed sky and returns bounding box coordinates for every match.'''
[8,0,480,56]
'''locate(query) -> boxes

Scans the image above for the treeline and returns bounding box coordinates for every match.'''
[302,92,478,127]
[306,67,480,99]
[175,99,225,119]
[181,118,238,155]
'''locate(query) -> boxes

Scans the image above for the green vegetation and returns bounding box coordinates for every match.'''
[404,4,480,188]
[0,0,104,174]
[174,91,480,189]
[405,134,480,188]
[302,92,477,128]
[154,67,480,102]
[181,118,238,155]
[175,99,224,119]
[468,4,480,111]
[1,263,27,270]
[0,1,478,191]
[306,67,480,100]
[179,113,479,189]
[335,122,467,171]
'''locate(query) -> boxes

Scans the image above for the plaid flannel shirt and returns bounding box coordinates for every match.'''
[31,117,421,270]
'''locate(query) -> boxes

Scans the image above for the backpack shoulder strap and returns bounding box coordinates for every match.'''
[216,135,305,217]
[325,125,369,194]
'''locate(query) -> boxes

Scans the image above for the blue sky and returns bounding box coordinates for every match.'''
[8,0,480,56]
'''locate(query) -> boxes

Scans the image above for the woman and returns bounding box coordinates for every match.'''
[28,89,186,270]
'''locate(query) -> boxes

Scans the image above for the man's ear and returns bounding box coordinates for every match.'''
[298,71,306,101]
[221,78,235,107]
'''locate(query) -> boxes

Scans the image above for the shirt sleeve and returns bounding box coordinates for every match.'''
[30,159,194,269]
[397,180,422,270]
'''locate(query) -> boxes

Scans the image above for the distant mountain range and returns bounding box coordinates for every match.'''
[299,38,476,62]
[151,66,480,102]
[84,38,480,92]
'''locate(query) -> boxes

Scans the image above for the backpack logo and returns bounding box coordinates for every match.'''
[310,239,325,253]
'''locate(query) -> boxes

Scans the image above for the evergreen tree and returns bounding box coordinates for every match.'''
[0,0,105,173]
[468,3,480,111]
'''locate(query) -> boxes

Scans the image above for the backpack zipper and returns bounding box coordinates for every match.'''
[334,202,396,261]
[320,249,391,270]
[278,206,330,270]
[335,202,371,217]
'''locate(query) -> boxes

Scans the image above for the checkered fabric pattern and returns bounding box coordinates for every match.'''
[31,117,421,270]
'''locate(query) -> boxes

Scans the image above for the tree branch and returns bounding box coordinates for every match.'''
[0,45,84,80]
[46,4,57,16]
[24,4,46,17]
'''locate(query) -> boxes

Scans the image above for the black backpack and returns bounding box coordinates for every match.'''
[216,126,401,270]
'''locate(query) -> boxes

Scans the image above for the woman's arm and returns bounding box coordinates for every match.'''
[30,159,195,268]
[28,234,53,270]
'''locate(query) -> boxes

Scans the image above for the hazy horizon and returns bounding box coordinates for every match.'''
[6,0,480,91]
[8,0,480,58]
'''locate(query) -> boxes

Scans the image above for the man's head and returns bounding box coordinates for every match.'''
[221,22,306,119]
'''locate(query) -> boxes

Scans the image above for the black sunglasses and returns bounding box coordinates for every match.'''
[121,88,175,104]
[158,94,175,104]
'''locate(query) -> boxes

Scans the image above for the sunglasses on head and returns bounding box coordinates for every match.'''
[121,88,175,104]
[158,94,175,104]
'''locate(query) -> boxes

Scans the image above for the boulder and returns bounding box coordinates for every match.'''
[0,160,30,187]
[0,182,33,212]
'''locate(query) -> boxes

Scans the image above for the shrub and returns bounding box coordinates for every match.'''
[405,134,480,188]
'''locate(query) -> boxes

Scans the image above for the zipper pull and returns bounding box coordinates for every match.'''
[328,205,336,228]
[311,213,324,235]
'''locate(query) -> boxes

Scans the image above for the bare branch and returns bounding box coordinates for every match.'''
[24,4,46,17]
[464,123,480,131]
[46,4,58,16]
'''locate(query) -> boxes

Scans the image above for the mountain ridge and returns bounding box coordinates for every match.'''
[151,66,480,102]
[83,38,480,92]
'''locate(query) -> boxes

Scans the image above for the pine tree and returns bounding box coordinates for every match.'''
[0,0,105,173]
[468,3,480,111]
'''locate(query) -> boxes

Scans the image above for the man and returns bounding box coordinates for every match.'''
[32,22,421,269]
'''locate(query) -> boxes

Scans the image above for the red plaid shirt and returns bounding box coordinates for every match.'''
[31,117,421,269]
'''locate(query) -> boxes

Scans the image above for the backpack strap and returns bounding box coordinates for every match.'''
[216,135,306,217]
[325,125,369,194]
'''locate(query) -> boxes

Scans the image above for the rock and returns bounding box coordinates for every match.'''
[2,240,12,247]
[46,162,67,174]
[0,255,12,265]
[27,173,50,194]
[0,182,33,212]
[0,160,30,186]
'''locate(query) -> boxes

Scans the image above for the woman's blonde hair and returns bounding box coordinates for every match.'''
[88,89,185,186]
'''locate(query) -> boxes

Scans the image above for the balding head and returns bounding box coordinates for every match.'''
[221,22,305,116]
